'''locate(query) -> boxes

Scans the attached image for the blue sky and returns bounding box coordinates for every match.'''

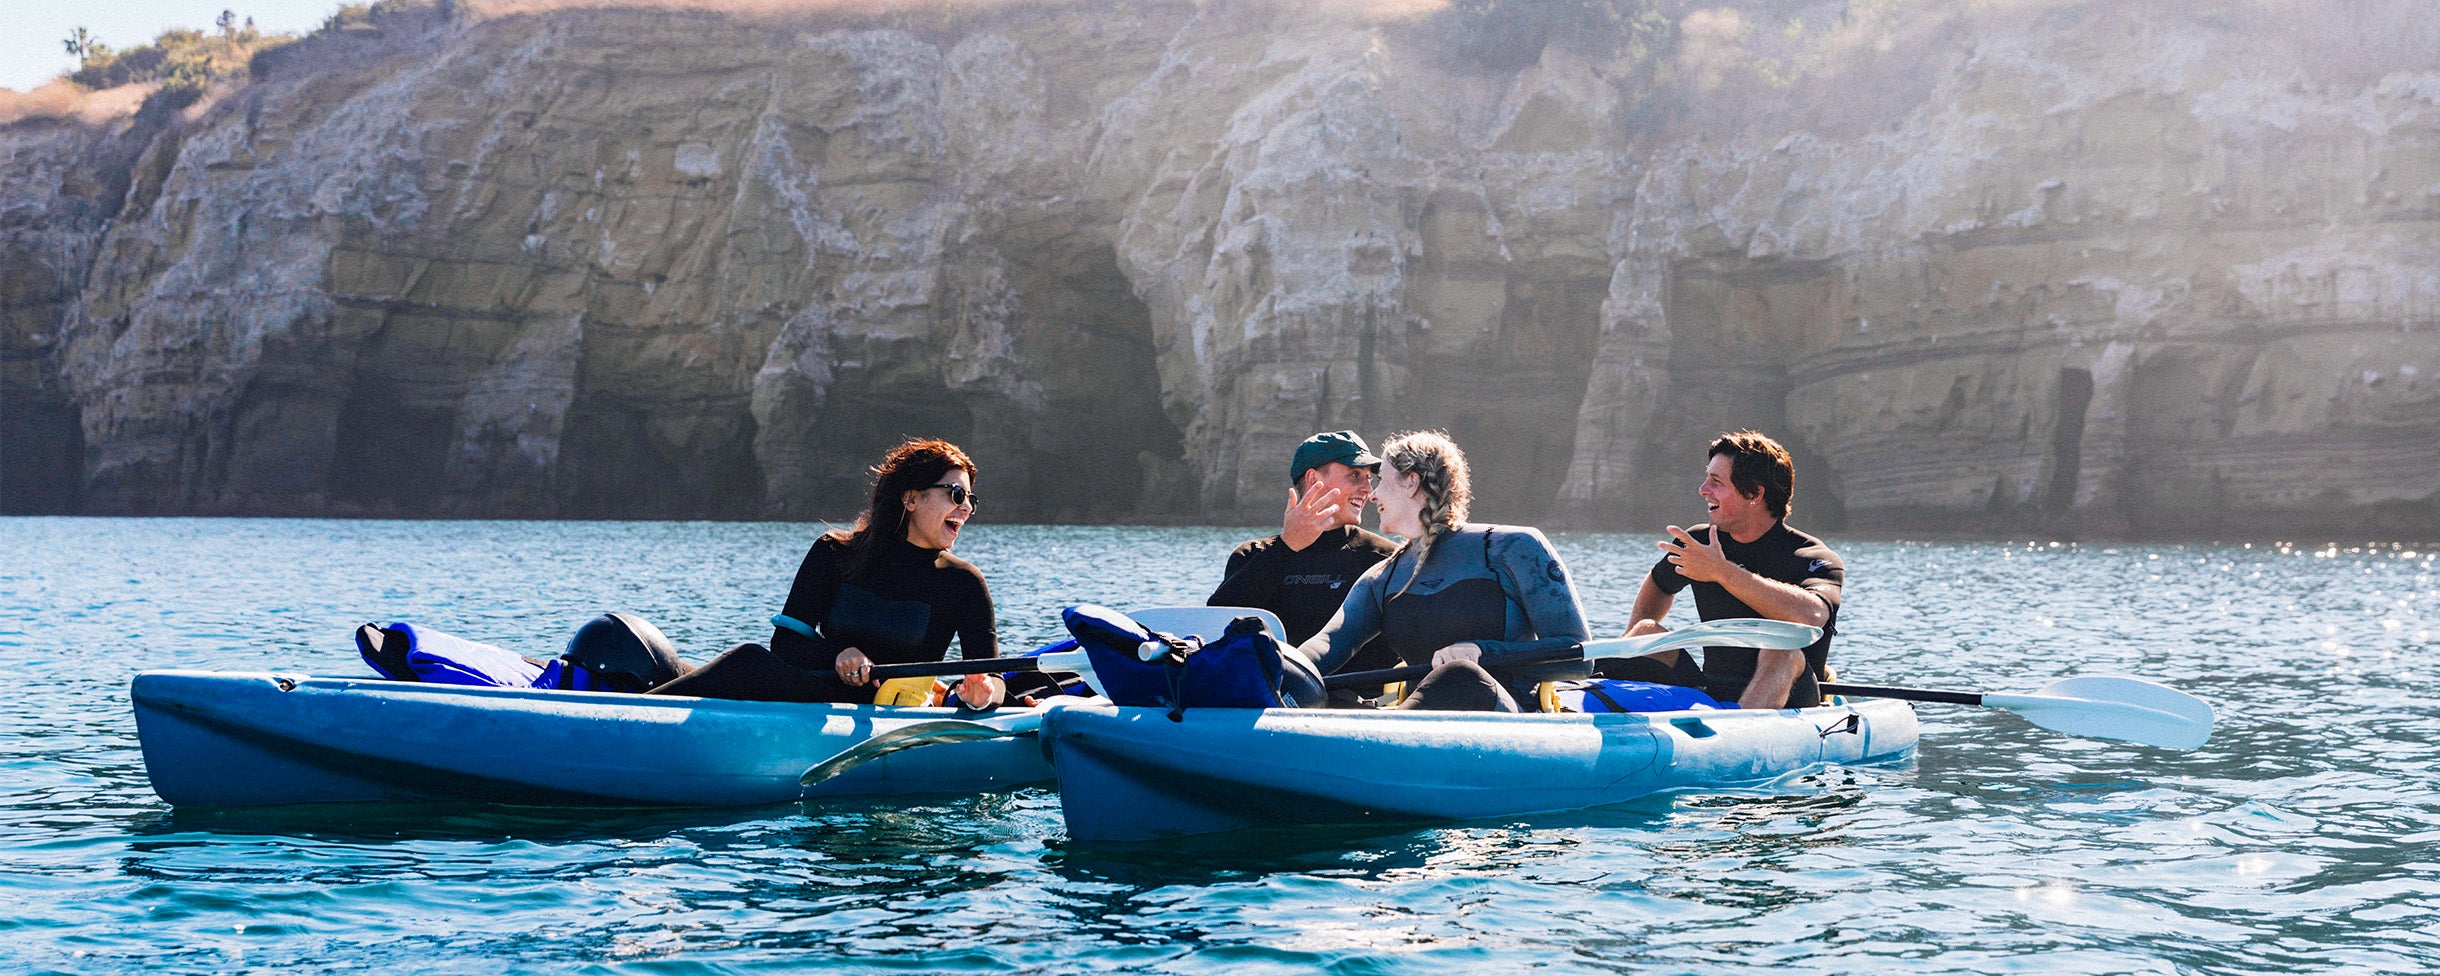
[3,0,347,92]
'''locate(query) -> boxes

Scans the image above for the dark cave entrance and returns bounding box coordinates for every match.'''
[0,395,83,515]
[329,380,456,515]
[990,237,1183,522]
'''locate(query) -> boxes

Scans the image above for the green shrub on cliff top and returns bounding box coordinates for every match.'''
[315,0,452,36]
[65,12,295,95]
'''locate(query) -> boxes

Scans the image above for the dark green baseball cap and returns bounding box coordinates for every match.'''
[1289,430,1383,485]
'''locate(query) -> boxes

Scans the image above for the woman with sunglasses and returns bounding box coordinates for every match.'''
[1283,430,1591,711]
[651,438,1006,708]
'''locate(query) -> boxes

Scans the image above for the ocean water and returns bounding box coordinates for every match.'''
[1,517,2433,974]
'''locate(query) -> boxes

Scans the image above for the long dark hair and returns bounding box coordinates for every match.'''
[825,438,978,581]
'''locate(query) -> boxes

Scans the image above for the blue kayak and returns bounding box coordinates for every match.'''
[131,670,1053,807]
[1041,698,1919,842]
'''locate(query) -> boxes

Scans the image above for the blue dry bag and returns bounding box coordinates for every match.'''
[359,621,548,688]
[1061,605,1285,712]
[358,621,634,691]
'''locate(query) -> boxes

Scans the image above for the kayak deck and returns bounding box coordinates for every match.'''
[131,670,1053,808]
[1043,698,1919,842]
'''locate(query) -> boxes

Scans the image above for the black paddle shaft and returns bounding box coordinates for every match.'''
[868,657,1051,680]
[1817,681,1983,706]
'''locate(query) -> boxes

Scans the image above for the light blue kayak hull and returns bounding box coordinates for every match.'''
[1043,699,1918,842]
[131,670,1052,807]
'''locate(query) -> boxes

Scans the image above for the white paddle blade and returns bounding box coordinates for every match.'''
[1578,618,1823,659]
[1037,650,1104,696]
[1985,675,2214,750]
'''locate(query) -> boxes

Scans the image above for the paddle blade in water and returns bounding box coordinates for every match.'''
[1984,675,2214,750]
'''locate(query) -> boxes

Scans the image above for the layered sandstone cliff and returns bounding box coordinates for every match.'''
[5,0,2434,537]
[1564,3,2440,537]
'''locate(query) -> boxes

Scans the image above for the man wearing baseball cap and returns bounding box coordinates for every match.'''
[1208,431,1400,698]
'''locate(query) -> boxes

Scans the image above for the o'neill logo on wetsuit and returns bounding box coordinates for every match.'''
[1809,560,1831,573]
[1284,574,1347,589]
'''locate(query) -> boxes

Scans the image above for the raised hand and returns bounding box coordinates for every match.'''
[1658,524,1735,583]
[1281,482,1346,551]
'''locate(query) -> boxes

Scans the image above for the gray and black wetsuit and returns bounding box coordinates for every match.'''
[1286,524,1591,711]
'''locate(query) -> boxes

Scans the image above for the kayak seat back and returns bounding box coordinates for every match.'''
[562,613,690,691]
[1127,606,1289,643]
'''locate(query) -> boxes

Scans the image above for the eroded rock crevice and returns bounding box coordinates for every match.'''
[1403,272,1603,524]
[2043,367,2093,516]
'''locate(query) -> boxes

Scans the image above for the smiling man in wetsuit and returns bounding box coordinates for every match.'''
[1208,430,1400,696]
[1599,430,1844,709]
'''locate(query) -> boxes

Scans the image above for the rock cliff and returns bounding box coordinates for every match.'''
[5,0,2434,538]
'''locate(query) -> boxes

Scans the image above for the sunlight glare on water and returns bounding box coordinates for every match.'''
[0,518,2433,973]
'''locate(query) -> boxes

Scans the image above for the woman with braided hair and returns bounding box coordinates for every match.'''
[1284,431,1592,711]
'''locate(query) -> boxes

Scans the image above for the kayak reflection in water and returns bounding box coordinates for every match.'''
[1280,431,1592,712]
[649,438,1011,709]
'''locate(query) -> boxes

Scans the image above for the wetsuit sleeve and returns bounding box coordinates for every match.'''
[1792,538,1844,615]
[1207,538,1282,609]
[772,539,847,669]
[1476,528,1592,682]
[957,569,1000,660]
[1293,554,1394,676]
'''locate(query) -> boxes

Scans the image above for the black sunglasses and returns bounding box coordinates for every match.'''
[926,483,978,509]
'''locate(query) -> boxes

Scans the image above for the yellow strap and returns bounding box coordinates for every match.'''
[1537,680,1564,713]
[872,676,940,707]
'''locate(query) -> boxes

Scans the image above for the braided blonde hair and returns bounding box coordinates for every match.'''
[1381,431,1472,599]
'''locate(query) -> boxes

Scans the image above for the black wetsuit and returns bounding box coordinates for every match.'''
[1619,521,1843,708]
[1209,525,1400,696]
[652,535,998,703]
[1289,524,1591,711]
